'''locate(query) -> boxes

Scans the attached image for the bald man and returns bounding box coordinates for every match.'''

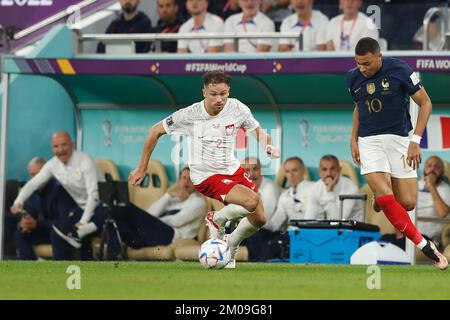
[11,132,105,260]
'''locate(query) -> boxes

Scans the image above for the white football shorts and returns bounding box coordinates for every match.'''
[358,134,417,178]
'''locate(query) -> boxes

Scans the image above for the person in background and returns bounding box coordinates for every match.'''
[97,0,152,53]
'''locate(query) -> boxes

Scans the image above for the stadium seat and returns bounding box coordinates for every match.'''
[440,224,450,248]
[359,184,396,234]
[96,158,121,181]
[339,160,359,185]
[444,160,450,182]
[33,245,53,259]
[128,159,169,211]
[444,244,450,262]
[275,166,310,190]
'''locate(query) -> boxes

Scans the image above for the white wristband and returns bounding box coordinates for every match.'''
[411,134,422,144]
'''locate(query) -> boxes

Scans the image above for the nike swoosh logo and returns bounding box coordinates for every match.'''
[400,224,407,232]
[354,87,361,93]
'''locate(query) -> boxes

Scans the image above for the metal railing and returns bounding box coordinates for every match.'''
[14,0,108,40]
[77,32,304,54]
[423,6,448,50]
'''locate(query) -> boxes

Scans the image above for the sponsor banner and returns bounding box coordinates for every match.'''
[7,55,450,75]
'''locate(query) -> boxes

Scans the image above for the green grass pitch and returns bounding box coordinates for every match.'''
[0,261,449,300]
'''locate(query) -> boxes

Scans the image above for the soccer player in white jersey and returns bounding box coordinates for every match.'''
[177,0,224,53]
[129,71,280,268]
[325,0,378,52]
[224,0,275,53]
[278,0,329,52]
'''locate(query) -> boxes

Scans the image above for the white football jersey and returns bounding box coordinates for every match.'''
[162,98,260,185]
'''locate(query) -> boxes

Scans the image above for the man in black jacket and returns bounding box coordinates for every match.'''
[97,0,152,53]
[150,0,183,53]
[14,157,59,260]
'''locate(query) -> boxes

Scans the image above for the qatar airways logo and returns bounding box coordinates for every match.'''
[0,0,53,6]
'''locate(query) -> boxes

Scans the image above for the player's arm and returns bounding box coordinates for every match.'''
[251,126,280,158]
[408,87,433,169]
[350,103,360,166]
[129,121,167,186]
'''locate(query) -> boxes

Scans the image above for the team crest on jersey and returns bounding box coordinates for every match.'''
[225,124,235,136]
[366,83,376,95]
[381,78,390,90]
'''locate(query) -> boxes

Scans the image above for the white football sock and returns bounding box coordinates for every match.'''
[417,238,428,250]
[77,222,97,239]
[214,204,252,226]
[227,217,260,248]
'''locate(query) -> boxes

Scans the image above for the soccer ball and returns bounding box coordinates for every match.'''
[198,239,231,269]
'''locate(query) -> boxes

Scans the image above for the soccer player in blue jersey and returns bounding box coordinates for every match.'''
[347,37,447,270]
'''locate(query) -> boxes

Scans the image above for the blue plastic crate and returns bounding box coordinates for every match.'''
[288,228,380,264]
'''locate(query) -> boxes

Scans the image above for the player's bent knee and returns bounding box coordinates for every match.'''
[402,202,416,211]
[246,193,260,212]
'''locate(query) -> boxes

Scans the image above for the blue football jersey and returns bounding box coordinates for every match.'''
[346,57,422,137]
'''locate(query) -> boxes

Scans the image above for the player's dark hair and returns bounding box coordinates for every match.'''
[284,156,305,169]
[203,71,231,87]
[320,154,339,167]
[355,37,380,55]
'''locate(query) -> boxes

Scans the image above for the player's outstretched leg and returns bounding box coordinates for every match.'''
[205,204,251,240]
[222,185,266,268]
[376,194,448,270]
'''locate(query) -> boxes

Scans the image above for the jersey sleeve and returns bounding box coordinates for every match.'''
[162,106,191,135]
[345,71,357,102]
[399,61,422,96]
[238,101,260,132]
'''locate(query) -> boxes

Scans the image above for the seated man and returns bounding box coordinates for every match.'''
[14,157,59,260]
[97,0,152,53]
[381,156,450,251]
[325,0,378,51]
[417,156,450,244]
[150,0,183,53]
[247,157,313,261]
[177,0,224,53]
[279,0,329,52]
[224,0,275,53]
[305,154,363,221]
[11,132,105,260]
[107,167,206,258]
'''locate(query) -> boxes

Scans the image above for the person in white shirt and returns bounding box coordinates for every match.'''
[107,167,207,258]
[10,132,105,259]
[265,156,314,232]
[129,70,280,268]
[325,0,378,51]
[279,0,329,52]
[305,154,364,221]
[247,157,313,261]
[224,0,275,53]
[417,156,450,243]
[177,0,224,53]
[241,157,280,222]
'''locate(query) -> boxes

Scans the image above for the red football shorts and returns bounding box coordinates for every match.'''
[194,167,258,204]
